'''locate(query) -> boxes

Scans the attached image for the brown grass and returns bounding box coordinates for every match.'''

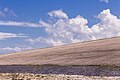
[0,37,120,65]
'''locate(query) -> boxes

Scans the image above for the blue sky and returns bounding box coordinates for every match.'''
[0,0,120,54]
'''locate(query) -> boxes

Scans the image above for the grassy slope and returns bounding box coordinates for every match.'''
[0,37,120,65]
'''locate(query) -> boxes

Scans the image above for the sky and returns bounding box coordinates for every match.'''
[0,0,120,54]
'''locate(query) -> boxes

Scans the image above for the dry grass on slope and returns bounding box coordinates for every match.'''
[0,37,120,65]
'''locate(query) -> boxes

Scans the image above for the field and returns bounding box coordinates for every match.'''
[0,37,120,79]
[0,37,120,65]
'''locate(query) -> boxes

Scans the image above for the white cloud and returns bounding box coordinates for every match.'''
[1,9,120,54]
[100,0,109,3]
[48,10,68,19]
[91,9,120,39]
[0,47,22,52]
[0,8,42,27]
[4,8,17,17]
[0,21,42,27]
[0,32,27,40]
[0,8,43,27]
[27,9,120,46]
[0,8,17,17]
[0,47,32,54]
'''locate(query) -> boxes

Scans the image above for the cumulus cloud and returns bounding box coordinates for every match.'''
[1,9,120,54]
[27,15,94,46]
[91,9,120,39]
[48,10,68,19]
[0,32,27,40]
[27,9,120,46]
[100,0,109,3]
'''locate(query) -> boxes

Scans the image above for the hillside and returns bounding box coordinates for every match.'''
[0,37,120,65]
